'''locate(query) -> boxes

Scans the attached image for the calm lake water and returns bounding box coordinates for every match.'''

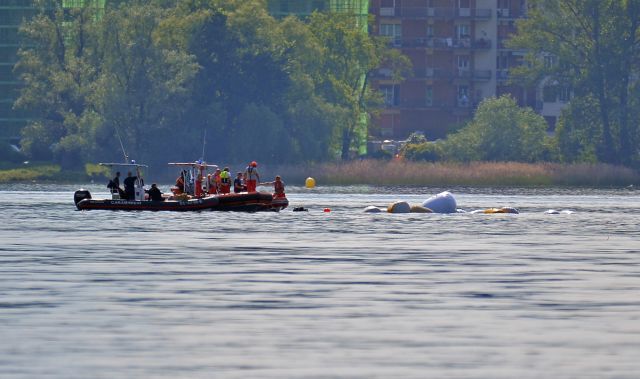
[1,183,639,378]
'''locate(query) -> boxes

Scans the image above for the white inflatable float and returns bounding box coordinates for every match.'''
[422,191,457,213]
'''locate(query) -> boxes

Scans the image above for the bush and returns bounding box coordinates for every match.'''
[368,148,394,160]
[401,142,442,162]
[440,95,549,163]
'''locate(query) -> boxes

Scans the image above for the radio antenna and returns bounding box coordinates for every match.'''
[114,123,129,163]
[200,129,207,162]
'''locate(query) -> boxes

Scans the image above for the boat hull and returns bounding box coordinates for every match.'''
[75,191,287,212]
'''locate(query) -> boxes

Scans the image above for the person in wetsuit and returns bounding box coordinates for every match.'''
[123,171,137,200]
[147,183,164,201]
[107,171,126,197]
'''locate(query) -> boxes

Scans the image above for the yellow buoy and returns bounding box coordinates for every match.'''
[305,177,316,189]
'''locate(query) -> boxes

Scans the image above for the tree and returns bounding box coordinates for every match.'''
[440,95,549,162]
[307,12,396,160]
[15,1,102,168]
[96,1,199,167]
[509,0,640,165]
[15,0,199,170]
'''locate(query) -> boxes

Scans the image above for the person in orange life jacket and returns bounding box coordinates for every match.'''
[233,172,246,193]
[174,170,186,194]
[261,175,285,197]
[213,168,222,192]
[210,168,221,194]
[219,167,231,194]
[206,173,215,194]
[244,161,260,192]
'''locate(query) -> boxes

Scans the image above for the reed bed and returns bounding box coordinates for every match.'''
[274,160,640,187]
[0,161,638,187]
[0,165,61,182]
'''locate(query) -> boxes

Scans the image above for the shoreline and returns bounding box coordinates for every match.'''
[1,160,639,188]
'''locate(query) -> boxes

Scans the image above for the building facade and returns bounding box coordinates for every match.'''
[369,0,537,140]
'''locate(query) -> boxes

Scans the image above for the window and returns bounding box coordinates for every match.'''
[457,55,470,73]
[458,85,469,107]
[544,55,556,68]
[380,23,401,38]
[456,24,470,38]
[497,54,509,69]
[426,25,434,38]
[558,87,571,102]
[380,85,398,106]
[425,87,433,106]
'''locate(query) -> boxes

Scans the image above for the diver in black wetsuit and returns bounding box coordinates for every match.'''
[107,171,125,197]
[123,171,137,200]
[147,183,164,202]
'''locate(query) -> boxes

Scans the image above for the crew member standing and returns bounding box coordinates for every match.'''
[219,167,231,194]
[123,171,137,200]
[244,161,260,192]
[107,171,125,198]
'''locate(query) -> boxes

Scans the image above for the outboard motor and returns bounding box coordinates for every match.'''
[74,189,92,209]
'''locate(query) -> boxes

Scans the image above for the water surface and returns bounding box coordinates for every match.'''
[1,184,639,378]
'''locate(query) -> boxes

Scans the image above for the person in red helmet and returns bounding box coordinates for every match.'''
[244,161,260,192]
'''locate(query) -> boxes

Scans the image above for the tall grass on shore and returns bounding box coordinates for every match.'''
[0,165,61,182]
[276,160,640,187]
[0,160,638,187]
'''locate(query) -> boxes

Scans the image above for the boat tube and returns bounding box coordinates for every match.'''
[74,190,286,212]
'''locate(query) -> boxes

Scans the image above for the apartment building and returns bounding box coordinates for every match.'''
[369,0,537,139]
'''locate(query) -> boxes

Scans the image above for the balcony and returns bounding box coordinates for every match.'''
[411,68,449,80]
[392,37,492,50]
[399,99,450,109]
[379,7,491,20]
[370,68,394,79]
[496,69,510,81]
[411,68,491,81]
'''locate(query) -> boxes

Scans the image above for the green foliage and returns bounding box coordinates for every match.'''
[554,95,601,163]
[405,131,427,145]
[306,11,403,160]
[14,0,409,170]
[0,164,61,182]
[85,162,110,177]
[232,103,290,163]
[509,0,640,165]
[399,132,441,162]
[439,96,549,163]
[401,142,442,162]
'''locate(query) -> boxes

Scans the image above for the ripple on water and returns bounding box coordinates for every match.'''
[0,185,639,378]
